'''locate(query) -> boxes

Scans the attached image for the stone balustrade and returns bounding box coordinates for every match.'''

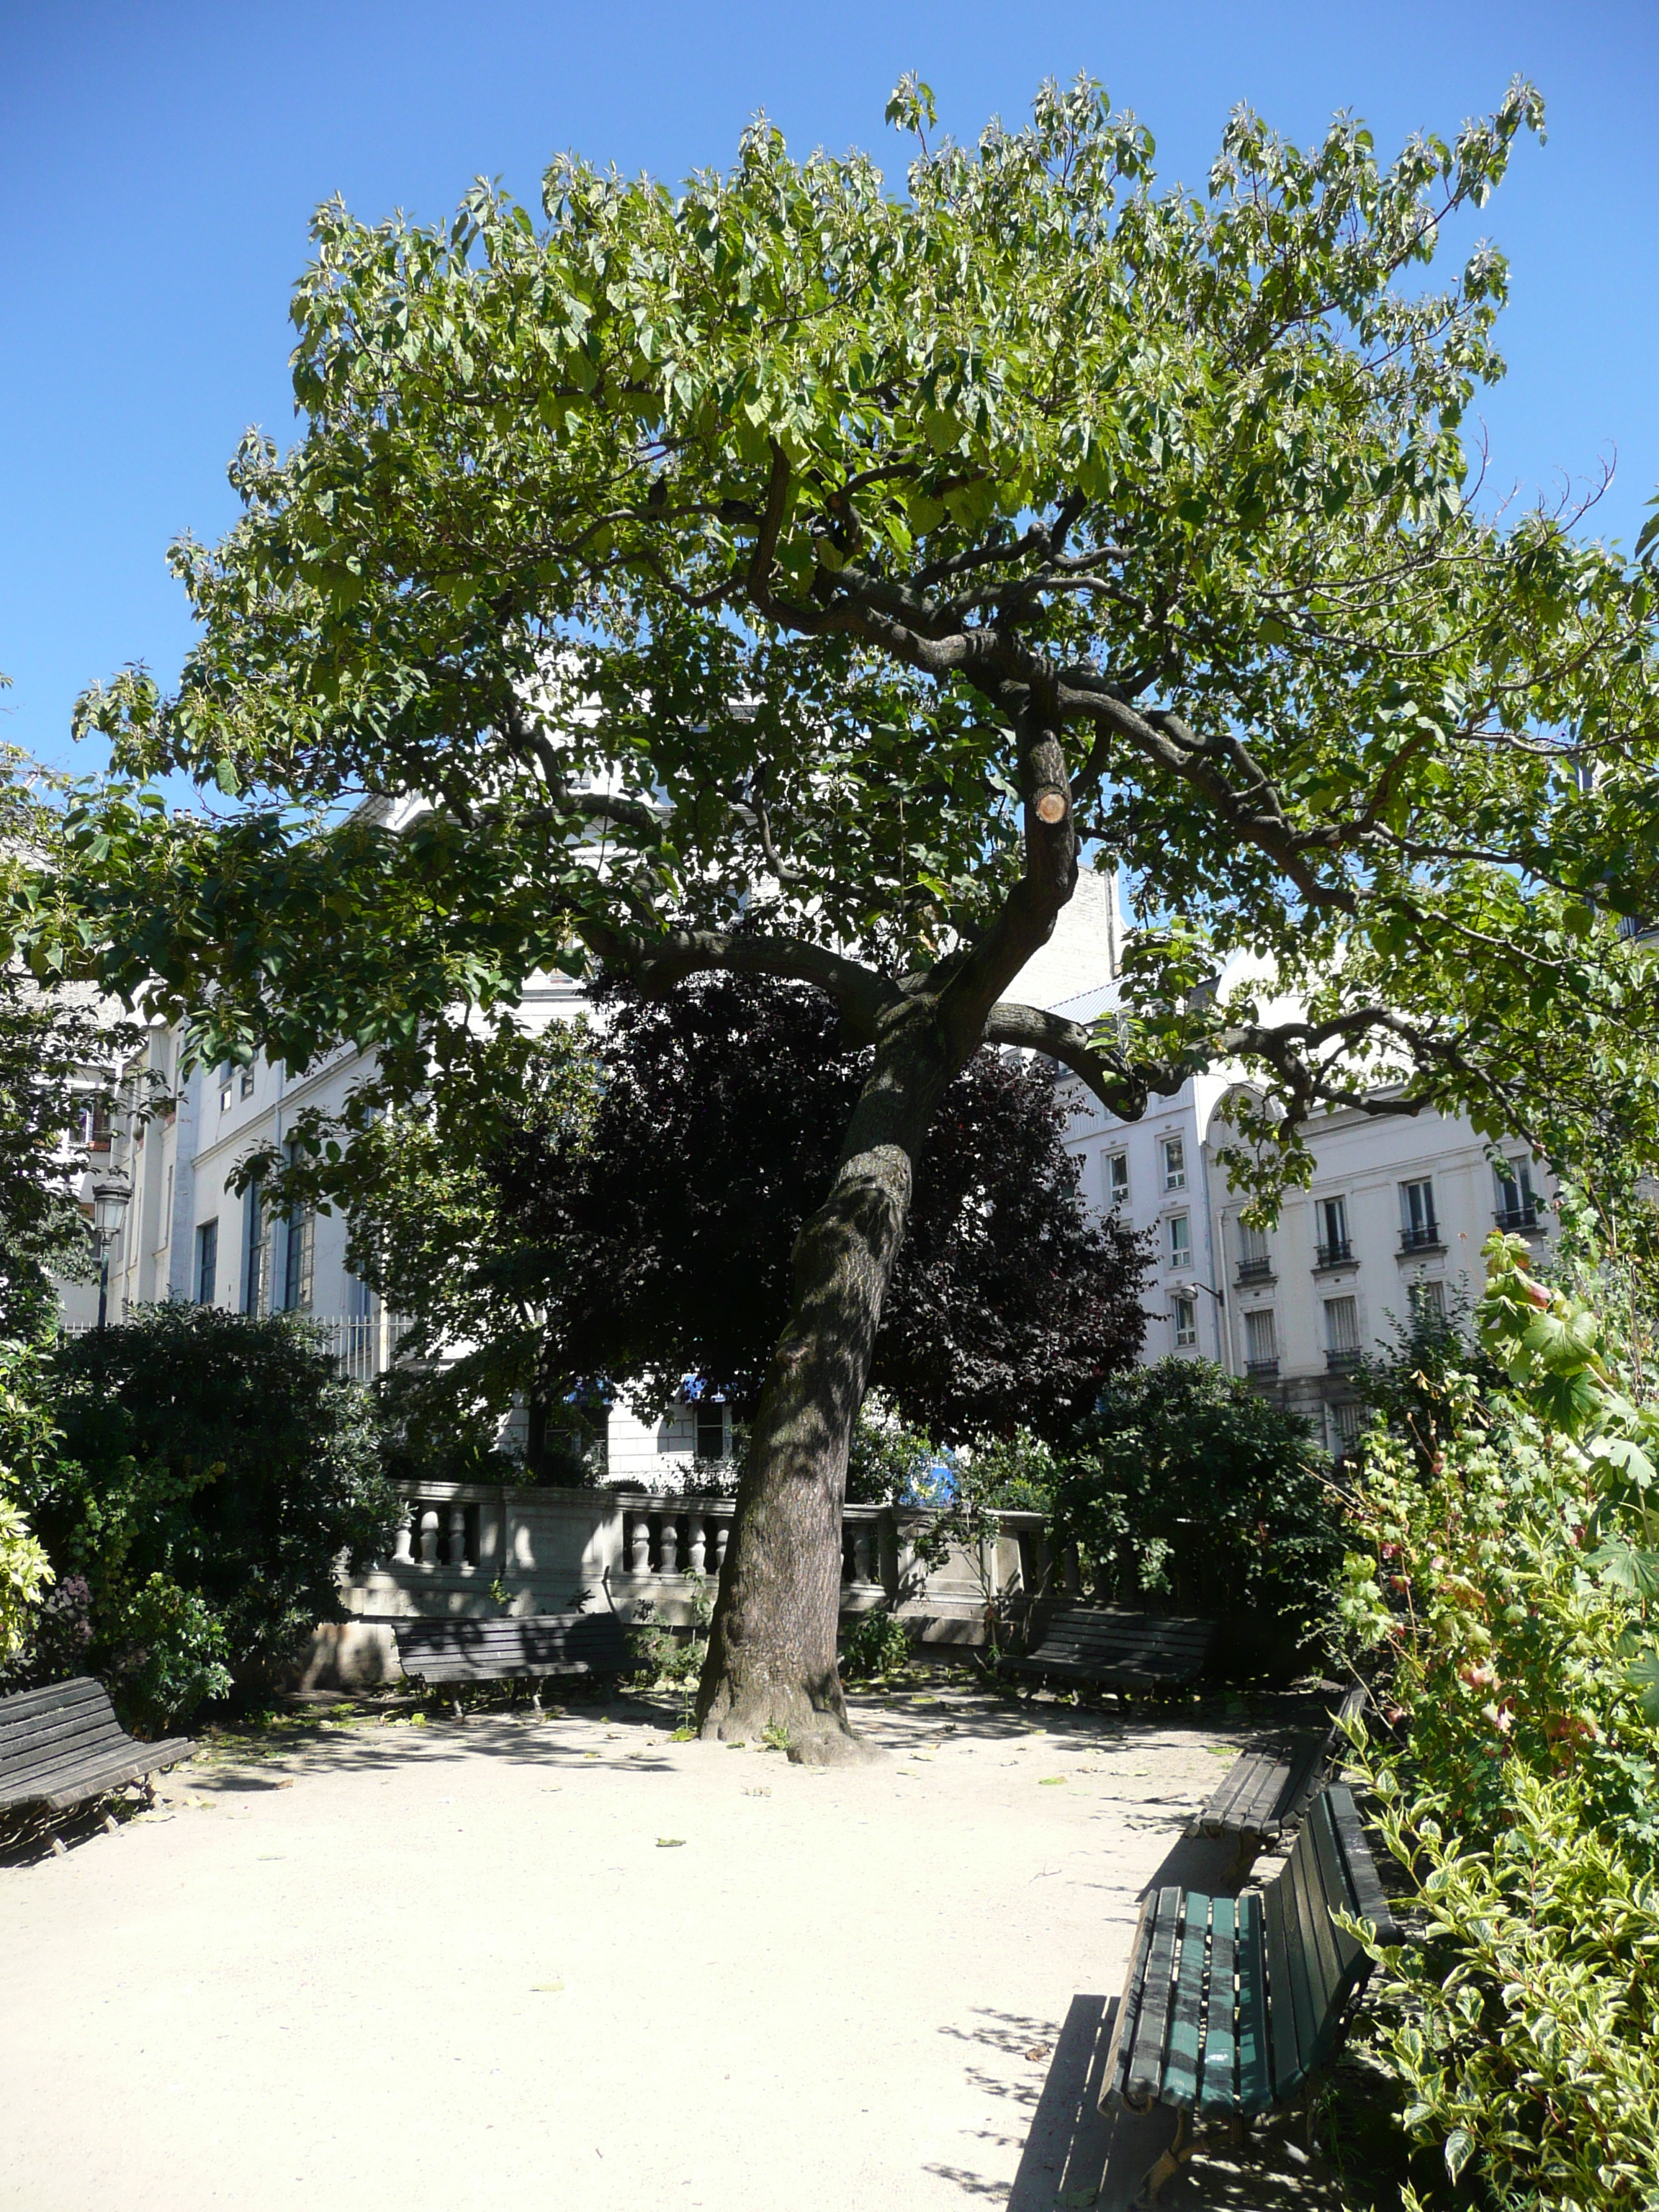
[306,1480,1058,1689]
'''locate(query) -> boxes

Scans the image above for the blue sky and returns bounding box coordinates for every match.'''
[3,1,1655,774]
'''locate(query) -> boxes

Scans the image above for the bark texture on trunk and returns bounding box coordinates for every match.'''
[695,689,1082,1759]
[695,1010,951,1761]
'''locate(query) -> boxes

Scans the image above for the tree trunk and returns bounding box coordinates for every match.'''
[695,1007,953,1761]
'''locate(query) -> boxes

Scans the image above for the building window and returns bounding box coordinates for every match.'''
[1237,1220,1272,1282]
[282,1208,314,1314]
[345,1270,373,1321]
[161,1164,174,1244]
[1315,1195,1352,1268]
[243,1179,269,1316]
[220,1064,234,1115]
[240,1065,256,1100]
[1495,1156,1539,1231]
[1161,1136,1187,1192]
[1328,1400,1362,1455]
[1411,1277,1448,1321]
[1167,1213,1192,1268]
[1400,1178,1439,1250]
[1172,1295,1197,1348]
[195,1220,217,1306]
[1105,1151,1129,1208]
[694,1401,729,1462]
[1244,1308,1278,1376]
[1324,1295,1360,1367]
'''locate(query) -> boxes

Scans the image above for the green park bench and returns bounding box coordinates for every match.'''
[1102,1779,1398,2200]
[392,1609,631,1712]
[1,1677,194,1851]
[1194,1683,1367,1871]
[1004,1604,1215,1693]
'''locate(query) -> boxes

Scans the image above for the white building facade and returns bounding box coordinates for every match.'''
[1055,1054,1552,1454]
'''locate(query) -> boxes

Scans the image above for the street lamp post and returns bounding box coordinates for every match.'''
[91,1177,131,1331]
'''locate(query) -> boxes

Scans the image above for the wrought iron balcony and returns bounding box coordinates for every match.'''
[1398,1223,1442,1254]
[1313,1239,1354,1271]
[1236,1256,1274,1285]
[1245,1357,1281,1381]
[1325,1348,1363,1372]
[1495,1203,1542,1233]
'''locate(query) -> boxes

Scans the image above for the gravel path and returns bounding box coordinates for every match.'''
[0,1683,1348,2210]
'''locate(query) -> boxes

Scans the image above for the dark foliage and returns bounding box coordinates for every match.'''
[17,1303,395,1727]
[1052,1357,1340,1662]
[491,973,1150,1444]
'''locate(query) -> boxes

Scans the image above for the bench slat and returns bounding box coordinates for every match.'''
[2,1729,130,1789]
[1162,1897,1208,2108]
[33,1741,193,1815]
[1288,1803,1346,2035]
[1235,1892,1272,2116]
[2,1704,128,1758]
[1262,1869,1303,2100]
[1326,1783,1398,1944]
[1125,1888,1182,2107]
[1309,1789,1364,1984]
[1198,1896,1238,2118]
[1105,1892,1159,2111]
[0,1678,109,1722]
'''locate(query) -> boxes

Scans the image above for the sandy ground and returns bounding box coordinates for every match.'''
[0,1683,1356,2212]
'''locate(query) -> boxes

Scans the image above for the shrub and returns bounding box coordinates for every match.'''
[1341,1233,1659,2208]
[0,1339,63,1663]
[840,1610,911,1681]
[15,1304,396,1731]
[1051,1358,1339,1656]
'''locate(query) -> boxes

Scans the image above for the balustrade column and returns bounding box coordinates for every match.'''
[659,1514,679,1575]
[853,1526,874,1584]
[714,1520,729,1573]
[687,1514,706,1575]
[418,1509,440,1565]
[447,1506,468,1568]
[630,1514,652,1574]
[391,1508,414,1566]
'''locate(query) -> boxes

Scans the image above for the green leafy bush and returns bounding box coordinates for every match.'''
[1052,1358,1339,1658]
[14,1304,395,1731]
[0,1339,57,1661]
[1341,1233,1659,2207]
[840,1610,911,1681]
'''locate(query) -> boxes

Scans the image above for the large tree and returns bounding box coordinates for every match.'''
[308,973,1148,1454]
[58,78,1659,1755]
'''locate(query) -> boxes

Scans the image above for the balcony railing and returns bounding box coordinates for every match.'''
[1245,1357,1280,1381]
[1495,1204,1542,1233]
[1313,1240,1354,1270]
[1398,1223,1442,1253]
[1236,1256,1274,1285]
[1325,1347,1363,1372]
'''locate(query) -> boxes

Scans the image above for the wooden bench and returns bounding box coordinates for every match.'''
[1102,1781,1398,2199]
[392,1610,631,1709]
[1,1677,194,1848]
[1195,1685,1367,1868]
[1004,1605,1214,1693]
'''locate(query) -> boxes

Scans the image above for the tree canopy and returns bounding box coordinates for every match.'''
[45,73,1659,1751]
[63,72,1659,1192]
